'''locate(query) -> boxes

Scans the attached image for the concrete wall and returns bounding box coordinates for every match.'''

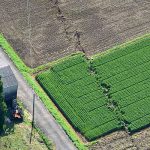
[3,84,18,107]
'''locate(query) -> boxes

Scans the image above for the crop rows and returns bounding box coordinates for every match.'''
[92,35,150,132]
[37,54,120,140]
[37,35,150,140]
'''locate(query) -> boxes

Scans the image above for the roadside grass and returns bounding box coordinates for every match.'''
[19,101,54,150]
[0,35,31,73]
[0,108,53,150]
[0,33,87,150]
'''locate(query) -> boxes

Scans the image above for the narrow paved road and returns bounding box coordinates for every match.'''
[0,47,77,150]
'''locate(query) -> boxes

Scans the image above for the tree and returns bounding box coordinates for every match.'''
[0,76,7,133]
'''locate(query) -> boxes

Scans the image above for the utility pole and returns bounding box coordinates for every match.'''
[30,93,36,144]
[26,0,36,144]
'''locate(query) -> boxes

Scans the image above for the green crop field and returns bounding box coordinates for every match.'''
[92,36,150,132]
[36,34,150,141]
[36,54,120,141]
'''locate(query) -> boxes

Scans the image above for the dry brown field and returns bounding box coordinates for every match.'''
[0,0,150,67]
[90,127,150,150]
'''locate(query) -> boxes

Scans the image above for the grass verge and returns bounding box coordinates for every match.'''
[0,33,87,150]
[0,108,53,150]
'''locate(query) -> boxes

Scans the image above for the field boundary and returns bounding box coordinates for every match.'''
[0,33,149,149]
[92,33,150,59]
[0,33,87,150]
[31,52,84,75]
[34,33,150,75]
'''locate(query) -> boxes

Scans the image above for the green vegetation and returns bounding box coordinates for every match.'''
[35,127,54,150]
[1,31,150,148]
[0,34,31,73]
[37,34,150,141]
[36,54,120,140]
[0,33,87,150]
[0,110,53,150]
[0,77,7,132]
[92,35,150,132]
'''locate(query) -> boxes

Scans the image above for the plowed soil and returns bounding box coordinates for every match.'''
[90,128,150,150]
[0,0,150,67]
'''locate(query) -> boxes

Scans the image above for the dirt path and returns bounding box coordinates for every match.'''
[0,47,77,150]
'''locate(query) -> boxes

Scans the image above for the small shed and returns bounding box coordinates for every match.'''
[0,66,18,106]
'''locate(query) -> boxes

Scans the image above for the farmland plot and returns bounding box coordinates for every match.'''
[59,0,150,56]
[92,35,150,132]
[37,34,150,141]
[36,54,120,141]
[0,0,150,67]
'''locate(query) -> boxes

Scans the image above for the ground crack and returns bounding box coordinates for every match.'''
[49,0,86,54]
[88,61,131,135]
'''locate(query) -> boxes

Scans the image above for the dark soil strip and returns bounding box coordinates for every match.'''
[49,0,86,54]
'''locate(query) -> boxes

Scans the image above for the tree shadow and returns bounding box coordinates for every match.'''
[0,106,23,136]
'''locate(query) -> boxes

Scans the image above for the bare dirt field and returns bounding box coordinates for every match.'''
[0,0,150,67]
[90,128,150,150]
